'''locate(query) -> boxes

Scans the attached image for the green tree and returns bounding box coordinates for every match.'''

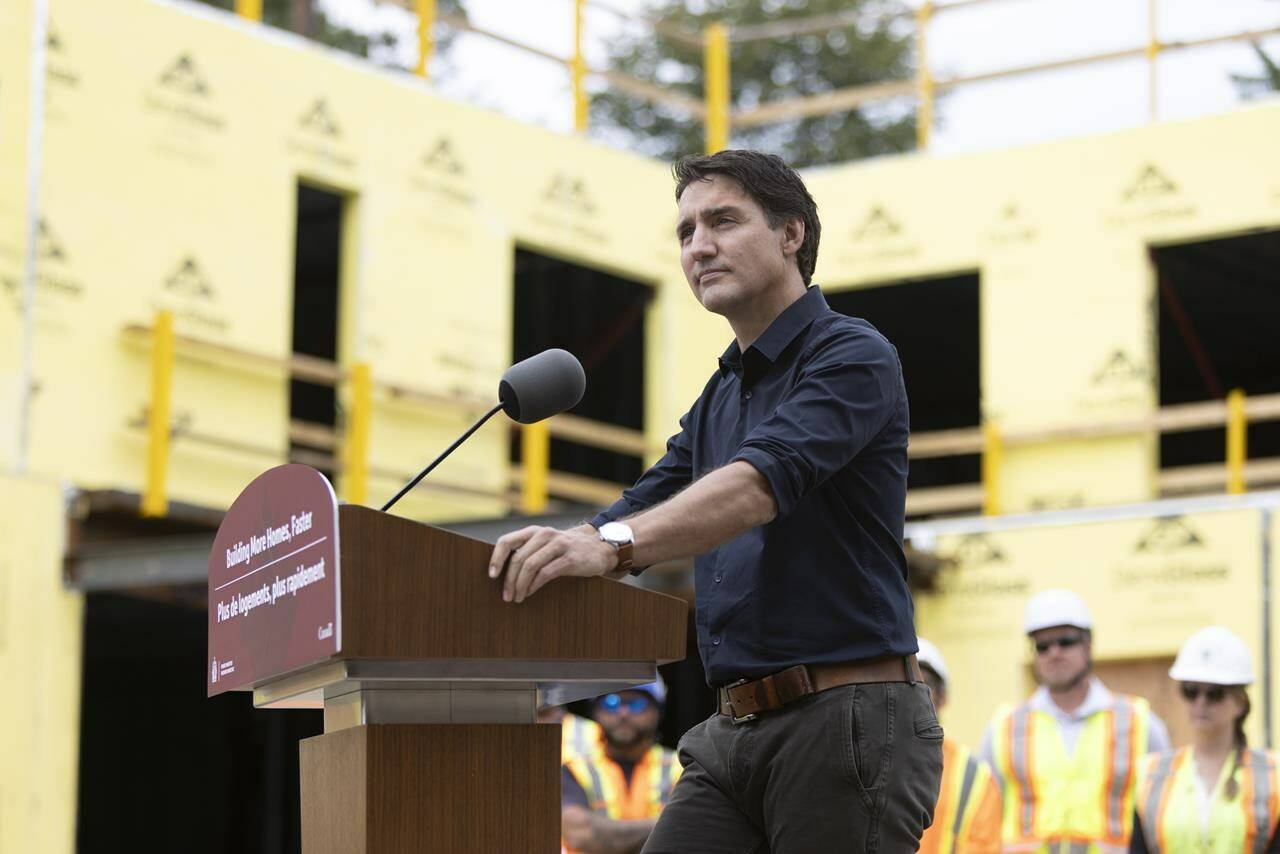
[193,0,466,68]
[1232,42,1280,99]
[590,0,919,168]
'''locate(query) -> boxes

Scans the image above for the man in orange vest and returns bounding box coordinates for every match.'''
[540,702,605,762]
[917,638,1003,854]
[561,679,682,854]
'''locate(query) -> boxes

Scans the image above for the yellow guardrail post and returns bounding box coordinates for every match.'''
[573,0,589,132]
[704,23,730,153]
[914,1,934,150]
[982,420,1002,516]
[141,310,175,518]
[521,421,550,514]
[415,0,437,79]
[1227,388,1247,494]
[234,0,262,22]
[343,363,373,505]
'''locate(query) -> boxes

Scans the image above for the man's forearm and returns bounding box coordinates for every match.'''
[624,460,776,567]
[580,816,658,854]
[491,462,776,602]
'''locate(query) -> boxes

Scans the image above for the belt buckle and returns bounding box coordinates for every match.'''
[725,678,758,725]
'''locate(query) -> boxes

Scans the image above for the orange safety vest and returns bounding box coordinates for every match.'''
[559,714,604,762]
[563,743,682,821]
[1134,747,1280,853]
[921,738,1003,854]
[990,694,1152,852]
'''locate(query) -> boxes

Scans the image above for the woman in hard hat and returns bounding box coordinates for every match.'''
[1131,626,1280,852]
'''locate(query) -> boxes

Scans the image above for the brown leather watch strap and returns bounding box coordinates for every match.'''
[614,540,634,573]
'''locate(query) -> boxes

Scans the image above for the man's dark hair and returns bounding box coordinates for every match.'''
[673,150,821,285]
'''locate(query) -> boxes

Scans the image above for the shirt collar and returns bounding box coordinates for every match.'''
[718,285,828,376]
[1029,676,1114,721]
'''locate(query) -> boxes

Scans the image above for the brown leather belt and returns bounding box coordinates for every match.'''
[717,655,922,724]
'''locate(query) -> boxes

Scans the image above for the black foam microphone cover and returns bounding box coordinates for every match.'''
[498,349,586,424]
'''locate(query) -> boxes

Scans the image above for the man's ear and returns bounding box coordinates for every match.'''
[780,217,805,257]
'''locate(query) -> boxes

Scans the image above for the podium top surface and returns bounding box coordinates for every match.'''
[334,504,686,665]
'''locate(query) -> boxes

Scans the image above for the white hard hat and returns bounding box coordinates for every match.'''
[1023,588,1094,635]
[915,637,950,687]
[1169,626,1254,686]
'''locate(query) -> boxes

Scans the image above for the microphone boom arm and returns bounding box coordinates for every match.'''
[380,402,507,513]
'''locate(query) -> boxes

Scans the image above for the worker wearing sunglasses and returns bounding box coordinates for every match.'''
[560,678,681,854]
[1131,627,1279,853]
[980,589,1171,852]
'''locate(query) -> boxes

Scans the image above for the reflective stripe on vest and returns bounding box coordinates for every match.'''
[1104,697,1136,840]
[564,745,681,821]
[953,753,979,841]
[1008,706,1036,839]
[1245,749,1275,854]
[997,695,1150,848]
[656,749,679,805]
[1136,747,1280,854]
[921,739,1002,854]
[562,714,603,761]
[1139,750,1179,854]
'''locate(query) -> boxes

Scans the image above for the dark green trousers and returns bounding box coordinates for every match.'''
[642,682,944,854]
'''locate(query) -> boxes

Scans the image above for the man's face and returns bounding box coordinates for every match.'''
[676,174,799,317]
[1031,626,1092,691]
[593,690,660,750]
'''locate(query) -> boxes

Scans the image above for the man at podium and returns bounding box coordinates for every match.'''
[491,149,942,852]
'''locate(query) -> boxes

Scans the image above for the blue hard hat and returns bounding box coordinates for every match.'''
[603,675,667,708]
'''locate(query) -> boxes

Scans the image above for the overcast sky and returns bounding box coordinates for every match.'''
[316,0,1280,158]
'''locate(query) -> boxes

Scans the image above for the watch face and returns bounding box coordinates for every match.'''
[598,521,633,545]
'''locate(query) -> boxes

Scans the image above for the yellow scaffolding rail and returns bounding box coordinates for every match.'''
[415,0,436,79]
[234,0,262,23]
[343,363,374,505]
[141,310,175,518]
[1227,389,1247,495]
[703,24,730,153]
[126,317,1277,520]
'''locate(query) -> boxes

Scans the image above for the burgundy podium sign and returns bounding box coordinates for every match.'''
[208,464,340,696]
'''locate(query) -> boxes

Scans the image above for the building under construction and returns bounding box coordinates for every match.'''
[2,0,1279,850]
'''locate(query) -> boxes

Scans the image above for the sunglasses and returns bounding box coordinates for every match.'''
[1034,634,1085,654]
[598,694,652,714]
[1180,684,1227,704]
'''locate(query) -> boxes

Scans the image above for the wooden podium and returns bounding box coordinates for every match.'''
[207,466,687,853]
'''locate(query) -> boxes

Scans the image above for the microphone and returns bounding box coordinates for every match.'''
[379,349,586,513]
[498,348,586,424]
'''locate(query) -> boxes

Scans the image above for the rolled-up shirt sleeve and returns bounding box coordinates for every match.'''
[589,404,696,531]
[731,325,900,519]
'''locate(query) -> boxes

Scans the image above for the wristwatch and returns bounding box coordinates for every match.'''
[596,521,635,573]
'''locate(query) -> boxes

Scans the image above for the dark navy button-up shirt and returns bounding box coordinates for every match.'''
[591,286,917,686]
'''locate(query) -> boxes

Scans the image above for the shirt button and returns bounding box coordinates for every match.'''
[712,636,721,646]
[744,390,753,400]
[714,574,722,583]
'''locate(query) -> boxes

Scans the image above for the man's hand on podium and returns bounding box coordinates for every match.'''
[489,523,618,604]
